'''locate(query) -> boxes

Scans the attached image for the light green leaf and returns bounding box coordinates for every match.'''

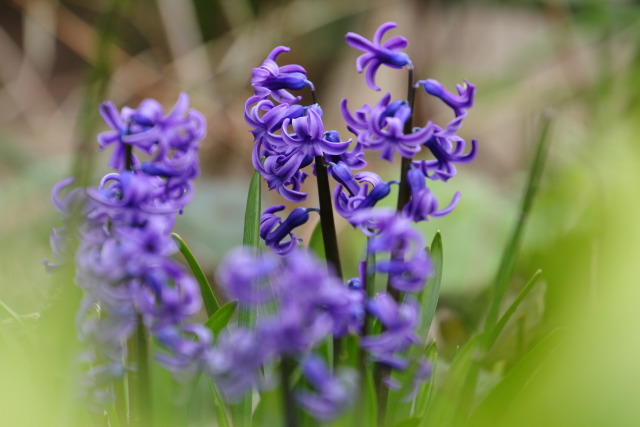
[172,233,220,317]
[205,300,238,336]
[418,232,443,340]
[484,270,543,350]
[484,117,552,332]
[234,170,261,427]
[468,329,563,426]
[209,380,232,427]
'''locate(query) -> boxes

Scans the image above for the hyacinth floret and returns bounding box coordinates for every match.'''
[403,167,461,222]
[252,46,314,104]
[295,356,358,421]
[259,205,314,256]
[345,21,412,91]
[341,93,434,162]
[360,294,421,370]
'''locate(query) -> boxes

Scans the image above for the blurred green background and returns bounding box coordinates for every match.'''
[1,0,640,425]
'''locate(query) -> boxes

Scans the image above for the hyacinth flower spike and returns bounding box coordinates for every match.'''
[346,21,412,91]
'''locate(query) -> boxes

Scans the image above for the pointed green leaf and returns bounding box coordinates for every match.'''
[172,233,220,317]
[484,269,543,350]
[484,117,552,332]
[421,335,482,426]
[205,300,238,336]
[242,170,262,249]
[418,232,443,340]
[234,170,261,427]
[469,329,563,426]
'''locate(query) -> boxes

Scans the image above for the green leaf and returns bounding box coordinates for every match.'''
[308,220,325,259]
[234,169,261,427]
[421,335,482,426]
[205,300,238,336]
[468,329,563,426]
[209,380,232,427]
[484,270,543,350]
[242,170,262,249]
[484,117,552,332]
[390,417,421,427]
[418,232,443,340]
[364,363,378,427]
[414,342,438,418]
[172,233,220,317]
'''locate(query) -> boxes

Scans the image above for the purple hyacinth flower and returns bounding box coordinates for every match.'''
[155,324,213,379]
[323,130,367,170]
[342,93,433,162]
[245,96,305,153]
[346,22,412,91]
[412,79,477,181]
[403,168,461,222]
[418,78,475,117]
[349,208,432,292]
[360,294,421,370]
[330,162,393,219]
[98,92,203,172]
[295,356,358,421]
[279,108,351,159]
[259,205,312,255]
[252,145,309,203]
[215,247,280,305]
[252,46,314,104]
[206,328,268,401]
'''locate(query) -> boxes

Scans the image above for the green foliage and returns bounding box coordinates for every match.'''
[172,233,220,317]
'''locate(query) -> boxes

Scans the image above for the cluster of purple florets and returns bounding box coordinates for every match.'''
[47,94,209,408]
[46,21,477,423]
[223,21,477,420]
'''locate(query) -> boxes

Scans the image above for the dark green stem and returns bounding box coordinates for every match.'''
[281,357,298,427]
[314,157,343,278]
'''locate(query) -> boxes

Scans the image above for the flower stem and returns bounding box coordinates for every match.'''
[314,156,343,278]
[128,318,152,426]
[281,357,299,427]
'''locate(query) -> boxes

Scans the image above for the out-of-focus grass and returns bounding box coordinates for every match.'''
[1,0,640,425]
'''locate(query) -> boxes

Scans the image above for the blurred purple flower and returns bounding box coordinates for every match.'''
[346,22,412,91]
[295,356,358,421]
[361,294,421,370]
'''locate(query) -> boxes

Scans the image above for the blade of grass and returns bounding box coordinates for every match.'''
[484,270,543,350]
[233,170,261,427]
[484,117,552,332]
[172,233,220,317]
[205,300,238,337]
